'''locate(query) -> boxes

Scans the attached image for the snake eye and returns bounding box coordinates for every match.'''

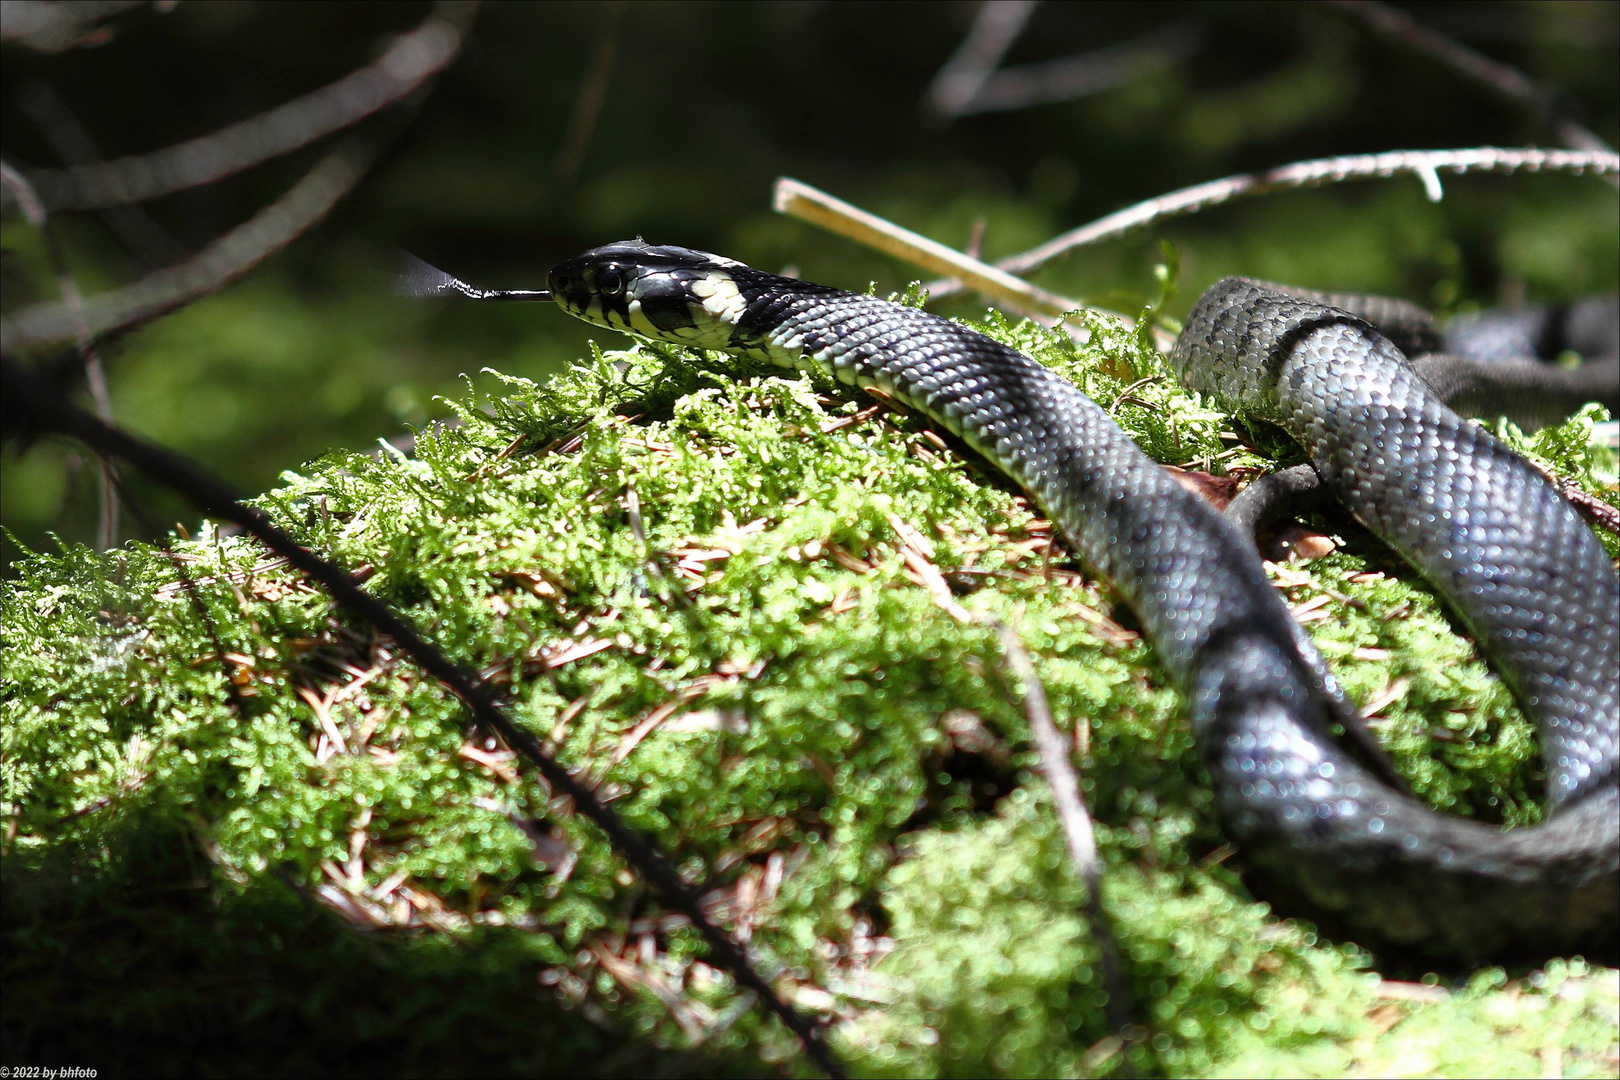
[596,266,624,296]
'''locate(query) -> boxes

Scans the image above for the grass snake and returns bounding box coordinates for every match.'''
[519,241,1619,959]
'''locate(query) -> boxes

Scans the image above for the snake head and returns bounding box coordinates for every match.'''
[547,239,750,350]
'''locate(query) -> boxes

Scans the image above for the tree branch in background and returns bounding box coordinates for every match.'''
[1327,0,1614,157]
[5,1,475,214]
[922,0,1039,124]
[1,355,848,1080]
[949,20,1204,118]
[1,162,118,548]
[15,80,189,268]
[553,0,626,180]
[2,139,373,351]
[925,147,1620,300]
[0,0,149,53]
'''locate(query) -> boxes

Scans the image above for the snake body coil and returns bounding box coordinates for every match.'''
[547,241,1619,958]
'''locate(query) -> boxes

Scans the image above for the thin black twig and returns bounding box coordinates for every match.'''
[2,356,847,1080]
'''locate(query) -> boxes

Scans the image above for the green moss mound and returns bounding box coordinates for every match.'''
[5,308,1617,1076]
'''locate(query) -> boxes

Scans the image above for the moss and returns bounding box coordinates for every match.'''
[4,307,1616,1076]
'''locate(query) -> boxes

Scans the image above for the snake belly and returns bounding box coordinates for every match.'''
[547,242,1619,958]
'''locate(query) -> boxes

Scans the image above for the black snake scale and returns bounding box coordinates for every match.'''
[545,241,1619,958]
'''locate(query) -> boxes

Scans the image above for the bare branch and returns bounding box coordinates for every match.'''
[0,161,119,548]
[553,0,626,179]
[953,20,1204,117]
[922,0,1039,123]
[927,147,1620,298]
[0,161,47,225]
[1,356,848,1080]
[15,80,188,267]
[9,2,474,213]
[1327,0,1614,155]
[0,0,147,52]
[2,140,372,352]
